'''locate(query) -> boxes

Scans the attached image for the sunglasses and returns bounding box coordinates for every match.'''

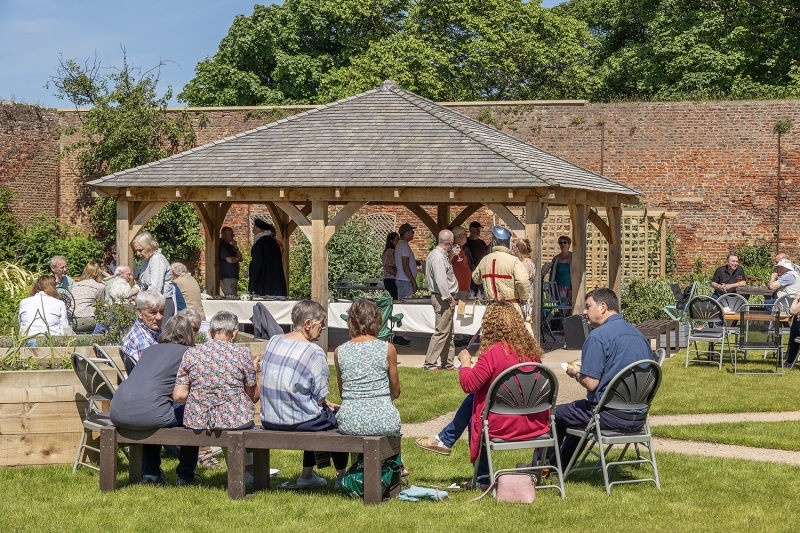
[558,241,569,245]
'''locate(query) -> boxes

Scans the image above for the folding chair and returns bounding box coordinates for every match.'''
[541,281,571,349]
[72,352,117,473]
[340,296,403,342]
[772,295,795,342]
[733,308,785,376]
[564,359,662,494]
[685,296,730,370]
[653,348,667,366]
[471,362,565,498]
[663,281,697,322]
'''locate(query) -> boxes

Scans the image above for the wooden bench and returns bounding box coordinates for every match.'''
[227,428,402,504]
[635,319,680,353]
[99,426,401,505]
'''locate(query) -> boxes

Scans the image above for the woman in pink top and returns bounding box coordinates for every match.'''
[459,302,549,483]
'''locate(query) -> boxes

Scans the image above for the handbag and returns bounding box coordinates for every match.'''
[471,473,537,504]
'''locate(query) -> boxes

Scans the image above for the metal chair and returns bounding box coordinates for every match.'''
[564,359,662,494]
[772,295,795,341]
[541,281,571,348]
[92,343,125,382]
[653,348,667,366]
[663,281,697,322]
[685,296,730,370]
[717,293,749,314]
[59,291,78,332]
[733,308,785,376]
[471,362,565,498]
[71,351,117,473]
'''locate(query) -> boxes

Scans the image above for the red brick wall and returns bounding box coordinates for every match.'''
[3,100,799,273]
[0,103,60,224]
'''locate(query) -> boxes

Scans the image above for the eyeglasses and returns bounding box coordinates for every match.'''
[558,241,569,245]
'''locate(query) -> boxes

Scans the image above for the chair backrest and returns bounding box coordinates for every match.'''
[653,348,667,366]
[738,310,782,349]
[773,295,795,317]
[670,283,683,302]
[687,295,724,325]
[595,359,662,413]
[676,282,698,311]
[72,352,116,407]
[347,296,398,340]
[92,343,125,382]
[60,291,75,317]
[717,293,749,313]
[483,362,559,418]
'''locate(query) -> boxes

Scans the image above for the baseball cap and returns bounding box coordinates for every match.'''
[398,223,414,235]
[469,221,483,229]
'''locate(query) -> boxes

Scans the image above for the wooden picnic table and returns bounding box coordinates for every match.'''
[735,286,774,298]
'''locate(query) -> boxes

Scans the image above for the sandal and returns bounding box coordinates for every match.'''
[414,436,451,456]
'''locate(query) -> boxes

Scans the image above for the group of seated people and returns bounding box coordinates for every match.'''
[110,296,402,487]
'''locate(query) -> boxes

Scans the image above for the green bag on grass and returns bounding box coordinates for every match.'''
[341,454,403,498]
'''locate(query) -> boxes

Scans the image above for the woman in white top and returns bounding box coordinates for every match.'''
[132,232,175,321]
[18,275,69,337]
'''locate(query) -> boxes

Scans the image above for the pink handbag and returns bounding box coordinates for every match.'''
[471,473,537,504]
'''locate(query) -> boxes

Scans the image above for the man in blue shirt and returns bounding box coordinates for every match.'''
[549,287,653,466]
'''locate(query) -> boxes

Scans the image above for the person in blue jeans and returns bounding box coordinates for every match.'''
[110,315,200,485]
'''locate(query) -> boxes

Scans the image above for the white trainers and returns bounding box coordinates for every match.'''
[296,471,327,488]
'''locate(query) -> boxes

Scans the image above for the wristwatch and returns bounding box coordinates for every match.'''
[574,372,581,382]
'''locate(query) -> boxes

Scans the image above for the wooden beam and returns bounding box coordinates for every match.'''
[485,203,525,236]
[450,204,482,228]
[311,200,329,350]
[325,201,367,244]
[404,205,438,236]
[659,213,667,277]
[526,200,546,343]
[569,204,589,312]
[275,201,312,240]
[131,202,166,238]
[588,209,612,243]
[116,199,131,268]
[285,204,312,237]
[606,206,622,296]
[436,204,449,231]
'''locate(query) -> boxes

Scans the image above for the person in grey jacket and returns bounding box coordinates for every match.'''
[132,231,175,321]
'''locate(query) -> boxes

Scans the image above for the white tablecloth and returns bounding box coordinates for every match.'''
[202,299,485,334]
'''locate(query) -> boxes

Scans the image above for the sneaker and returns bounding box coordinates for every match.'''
[393,336,411,346]
[176,475,203,487]
[296,471,327,488]
[142,474,169,486]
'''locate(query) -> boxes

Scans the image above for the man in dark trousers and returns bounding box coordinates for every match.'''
[248,220,287,297]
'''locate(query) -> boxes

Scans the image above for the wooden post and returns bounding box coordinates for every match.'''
[311,200,329,350]
[526,199,545,341]
[659,213,667,277]
[115,199,131,269]
[569,204,589,313]
[607,205,622,297]
[436,204,449,230]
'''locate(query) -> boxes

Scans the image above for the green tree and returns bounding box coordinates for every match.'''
[556,0,800,101]
[18,215,104,276]
[49,50,203,261]
[179,0,408,106]
[182,0,596,105]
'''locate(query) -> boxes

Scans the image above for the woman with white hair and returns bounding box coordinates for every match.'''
[132,231,175,321]
[173,311,257,430]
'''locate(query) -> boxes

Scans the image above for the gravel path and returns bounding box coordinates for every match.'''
[404,409,800,466]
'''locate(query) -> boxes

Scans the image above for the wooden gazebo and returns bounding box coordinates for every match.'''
[89,81,638,341]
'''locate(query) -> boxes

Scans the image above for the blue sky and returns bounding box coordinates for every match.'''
[0,0,564,108]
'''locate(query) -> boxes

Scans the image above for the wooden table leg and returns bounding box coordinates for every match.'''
[99,427,118,492]
[363,437,382,505]
[227,432,246,499]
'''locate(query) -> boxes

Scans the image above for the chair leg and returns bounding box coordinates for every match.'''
[72,426,88,474]
[647,440,661,490]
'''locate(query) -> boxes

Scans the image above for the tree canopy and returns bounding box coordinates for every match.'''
[181,0,800,104]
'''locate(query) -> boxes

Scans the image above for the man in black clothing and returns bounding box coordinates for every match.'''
[219,226,242,297]
[710,253,745,298]
[248,220,287,297]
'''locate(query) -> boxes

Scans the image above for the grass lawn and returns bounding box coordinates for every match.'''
[651,351,800,415]
[653,421,800,451]
[1,442,799,533]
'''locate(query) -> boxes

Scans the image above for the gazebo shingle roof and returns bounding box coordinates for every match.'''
[89,85,637,196]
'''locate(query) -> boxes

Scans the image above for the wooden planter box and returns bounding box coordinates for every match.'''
[0,366,117,467]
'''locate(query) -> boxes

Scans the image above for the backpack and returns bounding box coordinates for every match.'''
[676,284,693,310]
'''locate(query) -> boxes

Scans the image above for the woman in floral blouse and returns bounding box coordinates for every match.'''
[173,311,258,429]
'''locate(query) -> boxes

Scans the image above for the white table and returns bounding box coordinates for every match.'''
[202,299,485,334]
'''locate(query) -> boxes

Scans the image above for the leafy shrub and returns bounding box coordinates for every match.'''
[94,299,137,346]
[18,214,104,276]
[0,262,40,333]
[289,217,383,297]
[620,275,713,323]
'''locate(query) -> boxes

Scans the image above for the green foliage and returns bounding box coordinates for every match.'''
[0,262,39,333]
[731,241,774,284]
[558,0,800,102]
[620,276,676,323]
[665,230,677,275]
[289,217,383,296]
[17,215,104,276]
[0,188,22,263]
[50,50,202,262]
[93,299,137,346]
